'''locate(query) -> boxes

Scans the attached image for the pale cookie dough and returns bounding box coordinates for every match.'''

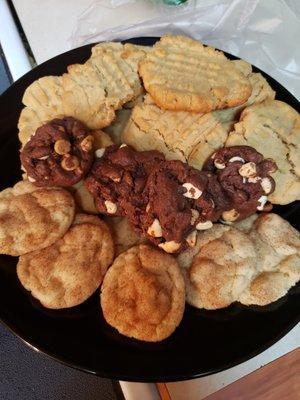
[17,214,114,309]
[226,100,300,204]
[183,226,257,310]
[0,181,75,256]
[139,35,252,113]
[101,244,185,342]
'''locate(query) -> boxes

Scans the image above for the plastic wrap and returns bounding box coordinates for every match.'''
[71,0,300,99]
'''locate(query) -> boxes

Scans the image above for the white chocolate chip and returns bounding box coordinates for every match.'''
[186,231,197,247]
[238,162,257,178]
[95,148,105,158]
[260,177,272,194]
[257,195,268,211]
[196,220,213,230]
[80,135,94,152]
[37,155,49,160]
[214,159,226,169]
[222,209,239,222]
[146,203,150,212]
[190,209,199,225]
[248,176,261,183]
[147,218,163,238]
[182,183,202,199]
[119,144,127,148]
[28,176,36,182]
[242,177,247,184]
[158,241,181,254]
[229,156,245,163]
[104,200,117,214]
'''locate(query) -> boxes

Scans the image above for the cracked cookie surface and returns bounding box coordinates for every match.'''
[100,244,185,341]
[226,100,300,204]
[0,181,75,256]
[239,213,300,305]
[182,226,257,310]
[17,214,114,309]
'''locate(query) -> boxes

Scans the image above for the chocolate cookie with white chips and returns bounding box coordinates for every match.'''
[85,145,219,253]
[203,146,277,224]
[20,117,94,186]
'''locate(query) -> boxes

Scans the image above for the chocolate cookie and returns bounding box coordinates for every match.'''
[85,144,164,232]
[20,117,94,186]
[85,145,219,253]
[203,145,277,222]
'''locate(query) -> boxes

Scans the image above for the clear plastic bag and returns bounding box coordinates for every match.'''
[70,0,300,99]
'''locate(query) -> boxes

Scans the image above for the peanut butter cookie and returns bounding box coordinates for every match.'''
[226,100,300,204]
[139,35,252,113]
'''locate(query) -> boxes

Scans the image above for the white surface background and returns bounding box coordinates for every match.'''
[10,0,300,398]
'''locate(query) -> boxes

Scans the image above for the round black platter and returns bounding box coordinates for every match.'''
[0,37,299,382]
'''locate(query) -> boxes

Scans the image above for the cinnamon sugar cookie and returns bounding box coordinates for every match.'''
[101,244,185,341]
[0,181,75,256]
[17,214,114,309]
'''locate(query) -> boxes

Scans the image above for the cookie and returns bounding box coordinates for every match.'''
[202,145,277,221]
[122,94,232,163]
[62,62,116,130]
[72,180,99,214]
[71,130,113,214]
[104,108,132,145]
[63,42,147,130]
[104,216,145,256]
[184,226,256,310]
[17,214,114,309]
[226,100,300,204]
[18,76,64,146]
[139,35,252,113]
[21,117,94,187]
[123,60,275,170]
[239,213,300,305]
[239,255,300,306]
[92,129,114,149]
[177,224,230,269]
[85,144,223,253]
[100,244,185,342]
[18,43,148,146]
[0,181,75,256]
[91,42,148,99]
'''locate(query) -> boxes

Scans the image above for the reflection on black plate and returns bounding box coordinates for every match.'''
[0,38,299,382]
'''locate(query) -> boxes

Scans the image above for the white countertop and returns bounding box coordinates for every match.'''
[10,0,300,398]
[12,0,89,64]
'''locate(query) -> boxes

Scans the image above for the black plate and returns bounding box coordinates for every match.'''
[0,37,299,383]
